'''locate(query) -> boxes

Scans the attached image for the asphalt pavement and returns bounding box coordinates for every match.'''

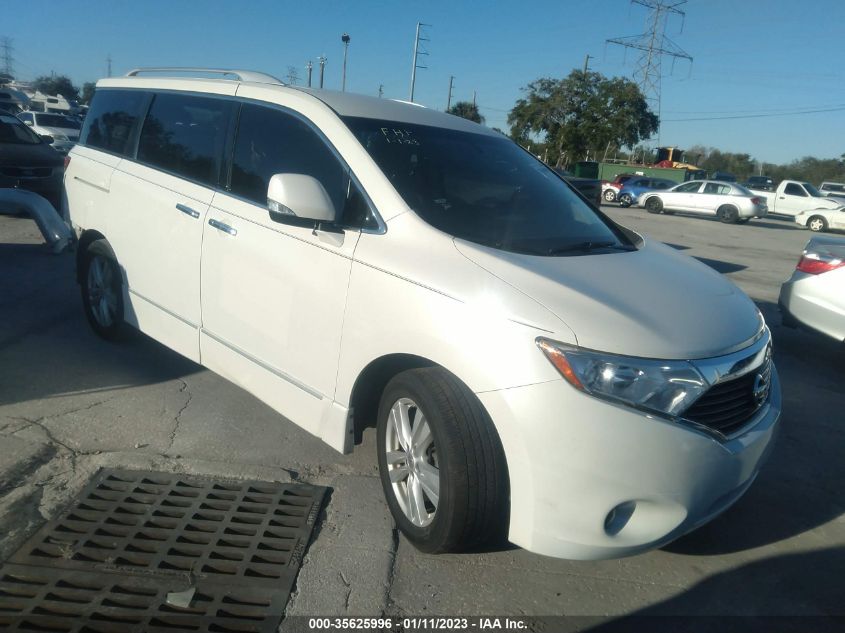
[0,205,842,625]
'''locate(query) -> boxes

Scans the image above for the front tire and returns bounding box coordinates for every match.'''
[645,197,663,214]
[807,215,828,232]
[377,368,508,553]
[80,240,126,341]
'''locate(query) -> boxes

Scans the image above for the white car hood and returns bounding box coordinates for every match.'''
[454,237,762,360]
[39,126,79,140]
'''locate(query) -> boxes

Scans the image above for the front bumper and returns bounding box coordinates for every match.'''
[478,367,781,560]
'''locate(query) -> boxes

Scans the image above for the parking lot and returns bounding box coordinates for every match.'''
[0,206,842,623]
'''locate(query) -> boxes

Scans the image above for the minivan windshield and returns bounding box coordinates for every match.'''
[343,117,631,256]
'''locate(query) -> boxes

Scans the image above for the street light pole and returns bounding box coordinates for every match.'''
[341,33,350,92]
[318,55,326,89]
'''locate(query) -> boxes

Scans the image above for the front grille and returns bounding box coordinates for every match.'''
[684,359,772,436]
[0,166,53,178]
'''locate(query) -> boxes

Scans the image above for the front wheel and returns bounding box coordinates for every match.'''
[807,215,828,232]
[645,197,663,214]
[618,193,633,208]
[377,368,508,553]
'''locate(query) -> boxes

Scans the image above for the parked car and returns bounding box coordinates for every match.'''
[16,111,81,154]
[819,181,845,202]
[0,112,63,209]
[748,180,843,217]
[616,177,675,207]
[779,236,845,342]
[794,206,845,233]
[639,180,768,224]
[66,67,780,561]
[743,176,774,191]
[602,172,640,203]
[553,168,602,206]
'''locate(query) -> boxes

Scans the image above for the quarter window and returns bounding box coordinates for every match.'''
[138,93,234,187]
[80,89,148,157]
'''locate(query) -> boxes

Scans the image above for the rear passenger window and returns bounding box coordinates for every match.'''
[230,104,346,215]
[81,90,148,156]
[138,93,234,187]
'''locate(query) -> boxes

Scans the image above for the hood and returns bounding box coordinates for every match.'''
[453,237,762,360]
[0,142,64,168]
[38,126,79,140]
[815,197,844,209]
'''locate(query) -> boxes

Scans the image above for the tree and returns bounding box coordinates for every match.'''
[508,70,657,168]
[80,82,96,105]
[447,101,485,124]
[32,75,79,100]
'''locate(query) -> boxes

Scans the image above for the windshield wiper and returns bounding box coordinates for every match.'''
[546,241,635,255]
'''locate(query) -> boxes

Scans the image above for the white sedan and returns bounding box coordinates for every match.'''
[794,206,845,233]
[639,180,768,224]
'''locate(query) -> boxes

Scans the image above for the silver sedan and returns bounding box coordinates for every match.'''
[779,236,845,342]
[639,180,768,224]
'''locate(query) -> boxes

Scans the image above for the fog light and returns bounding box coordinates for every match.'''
[604,501,637,536]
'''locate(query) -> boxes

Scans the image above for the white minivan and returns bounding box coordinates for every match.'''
[65,68,780,560]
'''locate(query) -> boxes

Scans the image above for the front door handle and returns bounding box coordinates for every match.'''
[176,203,200,218]
[208,218,237,236]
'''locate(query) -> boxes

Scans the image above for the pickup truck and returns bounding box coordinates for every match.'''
[748,180,843,217]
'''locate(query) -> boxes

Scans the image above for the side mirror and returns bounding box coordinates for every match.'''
[267,173,336,225]
[40,134,54,145]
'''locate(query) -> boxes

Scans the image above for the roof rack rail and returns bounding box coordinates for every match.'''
[124,67,285,85]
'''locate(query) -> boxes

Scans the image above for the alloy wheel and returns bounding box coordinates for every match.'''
[384,397,439,527]
[87,255,119,328]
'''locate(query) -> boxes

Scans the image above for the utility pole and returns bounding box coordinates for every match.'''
[318,55,326,89]
[472,90,476,107]
[286,65,299,85]
[378,84,384,98]
[0,37,14,78]
[446,75,454,110]
[607,0,692,145]
[106,54,112,78]
[582,54,593,75]
[305,60,313,87]
[409,22,430,102]
[341,33,350,91]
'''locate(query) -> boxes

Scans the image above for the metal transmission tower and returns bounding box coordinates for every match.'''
[409,22,430,102]
[607,0,692,141]
[1,37,15,78]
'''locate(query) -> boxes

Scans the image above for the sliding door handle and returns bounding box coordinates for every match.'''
[176,203,200,218]
[208,218,237,236]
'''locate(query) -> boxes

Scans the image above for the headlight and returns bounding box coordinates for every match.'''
[537,338,708,418]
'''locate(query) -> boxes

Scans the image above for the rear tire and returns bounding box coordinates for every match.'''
[807,215,828,232]
[645,197,663,214]
[618,193,633,208]
[603,189,616,203]
[718,205,739,224]
[80,240,127,341]
[377,367,509,553]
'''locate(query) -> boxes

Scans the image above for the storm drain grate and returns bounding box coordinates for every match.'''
[0,469,327,631]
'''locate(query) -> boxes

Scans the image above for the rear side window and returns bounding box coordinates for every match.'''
[138,93,235,187]
[229,104,346,213]
[81,89,148,156]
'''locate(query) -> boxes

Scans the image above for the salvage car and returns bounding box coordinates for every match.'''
[779,236,845,342]
[0,112,63,209]
[640,180,768,224]
[65,68,781,560]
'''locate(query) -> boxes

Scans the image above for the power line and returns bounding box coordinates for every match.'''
[663,105,845,122]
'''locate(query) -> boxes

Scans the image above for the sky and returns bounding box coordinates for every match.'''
[4,0,844,165]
